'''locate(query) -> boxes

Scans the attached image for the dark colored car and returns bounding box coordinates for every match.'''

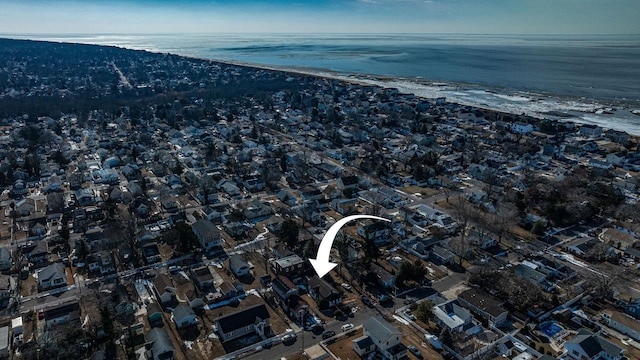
[408,345,422,358]
[322,330,336,339]
[361,295,373,307]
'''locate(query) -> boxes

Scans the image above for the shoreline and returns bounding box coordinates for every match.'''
[211,57,640,136]
[3,35,640,136]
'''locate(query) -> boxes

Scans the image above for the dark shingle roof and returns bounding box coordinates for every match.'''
[147,327,174,359]
[215,304,270,334]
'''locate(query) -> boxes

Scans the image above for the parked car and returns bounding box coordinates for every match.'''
[404,311,416,321]
[341,283,352,291]
[322,330,336,339]
[408,345,422,358]
[361,295,373,307]
[341,323,354,332]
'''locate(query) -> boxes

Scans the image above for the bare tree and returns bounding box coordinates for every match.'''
[490,203,518,244]
[586,265,623,300]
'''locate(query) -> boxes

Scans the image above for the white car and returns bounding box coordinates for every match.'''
[341,283,352,291]
[341,323,354,332]
[282,334,296,342]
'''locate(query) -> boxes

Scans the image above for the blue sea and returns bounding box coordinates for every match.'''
[5,33,640,134]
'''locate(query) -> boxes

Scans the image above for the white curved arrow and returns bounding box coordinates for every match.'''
[310,214,391,278]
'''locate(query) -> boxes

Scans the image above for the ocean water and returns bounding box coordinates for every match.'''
[5,33,640,134]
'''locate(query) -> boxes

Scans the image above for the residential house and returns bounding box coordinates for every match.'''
[172,304,198,329]
[337,175,360,195]
[42,299,80,327]
[431,245,455,265]
[357,221,391,245]
[626,298,640,320]
[564,329,624,360]
[272,254,305,277]
[468,228,497,249]
[192,266,215,290]
[579,124,603,138]
[192,219,221,251]
[601,310,640,342]
[457,289,508,326]
[38,262,66,291]
[243,177,264,192]
[218,281,238,301]
[229,254,250,277]
[0,248,12,271]
[566,237,601,257]
[174,272,203,308]
[87,251,115,276]
[214,304,271,343]
[223,221,248,238]
[200,206,224,223]
[218,179,241,197]
[75,188,96,206]
[0,275,12,308]
[146,302,163,326]
[433,300,477,334]
[369,263,395,289]
[308,276,342,309]
[355,316,406,360]
[330,198,358,215]
[353,336,376,358]
[272,275,299,301]
[511,122,533,134]
[514,263,554,292]
[606,153,626,167]
[147,327,175,360]
[244,199,273,220]
[142,243,161,264]
[152,273,176,306]
[264,216,284,233]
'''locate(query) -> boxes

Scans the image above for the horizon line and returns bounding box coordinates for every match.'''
[1,32,639,37]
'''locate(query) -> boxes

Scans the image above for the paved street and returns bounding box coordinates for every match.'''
[244,305,379,360]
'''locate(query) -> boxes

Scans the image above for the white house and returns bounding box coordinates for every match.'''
[360,317,407,360]
[38,262,66,291]
[511,122,533,134]
[433,300,478,334]
[229,254,250,277]
[564,329,624,360]
[602,310,640,342]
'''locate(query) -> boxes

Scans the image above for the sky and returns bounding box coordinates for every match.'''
[0,0,638,35]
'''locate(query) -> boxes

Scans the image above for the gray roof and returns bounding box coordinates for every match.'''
[274,254,304,268]
[229,254,248,271]
[566,329,623,358]
[192,219,219,237]
[458,289,505,318]
[364,316,401,343]
[147,327,175,359]
[39,262,65,282]
[369,263,394,282]
[0,247,10,261]
[353,335,374,349]
[434,300,473,330]
[173,304,195,321]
